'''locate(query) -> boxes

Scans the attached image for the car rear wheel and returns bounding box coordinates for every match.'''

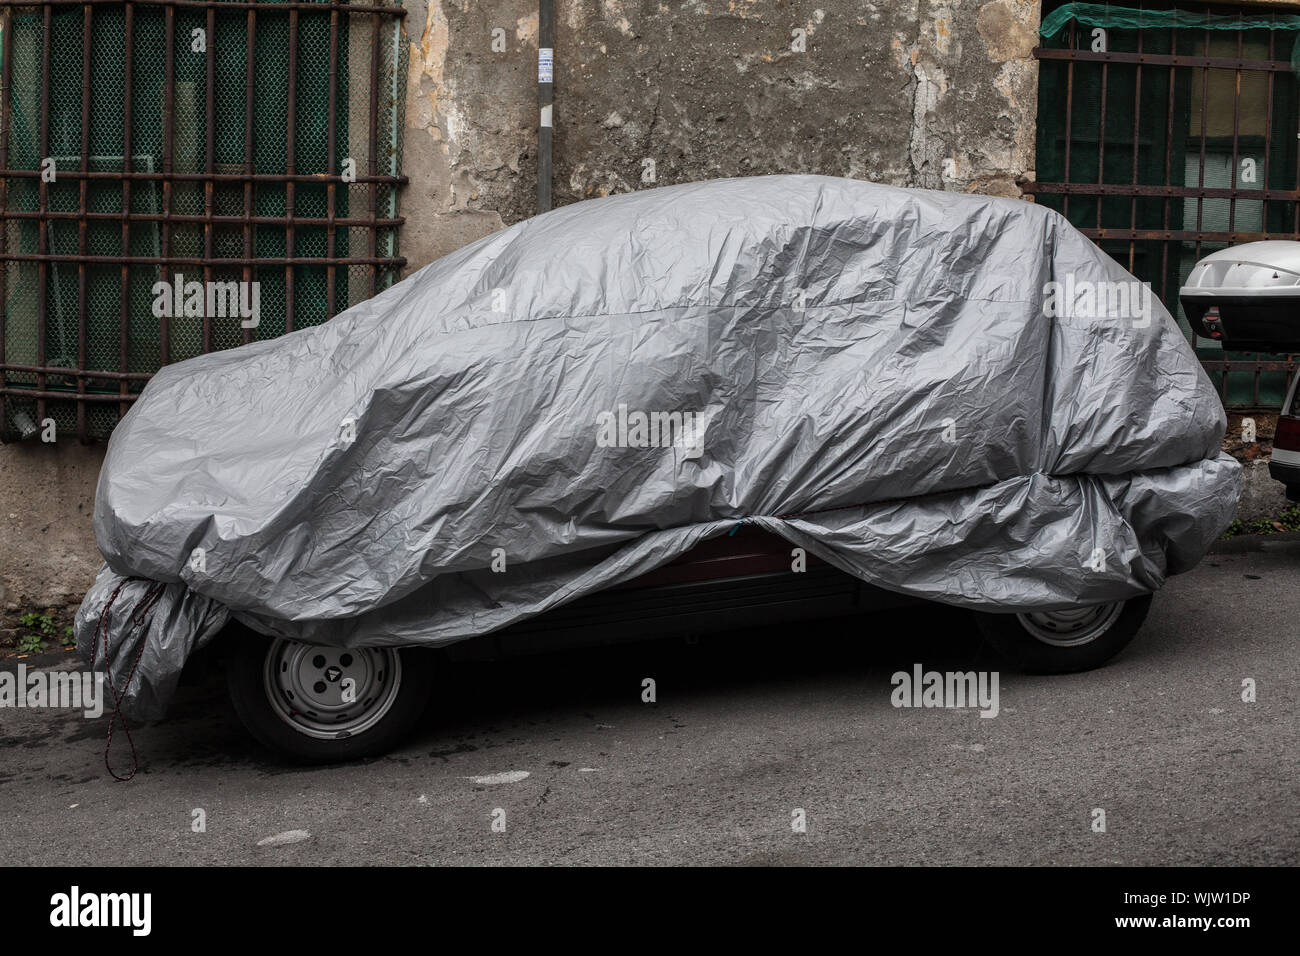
[227,629,434,763]
[973,595,1152,674]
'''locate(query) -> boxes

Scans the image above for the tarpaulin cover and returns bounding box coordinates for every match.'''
[76,175,1241,720]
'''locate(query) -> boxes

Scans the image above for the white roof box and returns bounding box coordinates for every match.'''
[1179,241,1300,351]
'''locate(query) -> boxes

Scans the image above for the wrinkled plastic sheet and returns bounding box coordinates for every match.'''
[75,175,1241,720]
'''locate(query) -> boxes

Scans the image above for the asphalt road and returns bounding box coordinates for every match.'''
[2,545,1297,866]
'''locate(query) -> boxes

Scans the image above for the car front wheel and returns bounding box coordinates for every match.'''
[973,595,1153,674]
[227,629,434,763]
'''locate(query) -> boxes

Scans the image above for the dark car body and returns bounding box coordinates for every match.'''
[446,527,922,660]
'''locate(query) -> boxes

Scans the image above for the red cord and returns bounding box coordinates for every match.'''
[91,579,165,782]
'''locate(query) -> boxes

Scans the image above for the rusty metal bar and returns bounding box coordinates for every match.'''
[36,2,51,427]
[0,168,405,183]
[284,6,297,332]
[325,4,338,319]
[1159,26,1175,307]
[1,362,151,380]
[1,208,405,227]
[160,1,174,366]
[1033,46,1291,72]
[1063,20,1075,219]
[202,0,214,354]
[1075,227,1288,243]
[0,386,141,403]
[119,2,134,421]
[0,6,14,432]
[0,208,403,226]
[0,252,407,266]
[1198,360,1296,372]
[367,9,379,298]
[76,2,91,441]
[1199,359,1298,409]
[1228,25,1242,236]
[1096,43,1107,231]
[1264,30,1275,212]
[1128,25,1142,273]
[5,0,407,13]
[1196,30,1209,265]
[1293,22,1300,240]
[1025,182,1300,201]
[242,4,255,345]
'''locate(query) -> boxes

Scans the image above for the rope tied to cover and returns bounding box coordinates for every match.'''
[89,578,166,782]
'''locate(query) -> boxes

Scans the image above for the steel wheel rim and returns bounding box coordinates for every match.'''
[1015,602,1124,648]
[263,640,402,740]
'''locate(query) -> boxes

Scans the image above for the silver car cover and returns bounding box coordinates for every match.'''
[75,175,1241,720]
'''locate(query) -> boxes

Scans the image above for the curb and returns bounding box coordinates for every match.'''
[0,646,79,672]
[1208,530,1300,554]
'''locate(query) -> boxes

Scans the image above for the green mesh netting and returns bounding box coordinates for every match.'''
[1042,2,1300,76]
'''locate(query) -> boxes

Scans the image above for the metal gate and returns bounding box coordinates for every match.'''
[0,0,408,441]
[1029,0,1300,409]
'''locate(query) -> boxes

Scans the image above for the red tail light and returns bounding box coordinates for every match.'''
[1275,414,1300,452]
[1204,306,1223,339]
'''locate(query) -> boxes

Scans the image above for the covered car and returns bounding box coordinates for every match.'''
[75,175,1241,760]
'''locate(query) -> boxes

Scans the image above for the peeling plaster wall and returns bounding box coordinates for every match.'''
[0,442,105,634]
[401,0,528,265]
[398,0,1042,272]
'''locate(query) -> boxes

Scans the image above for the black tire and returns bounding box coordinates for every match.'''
[226,628,434,763]
[973,595,1153,674]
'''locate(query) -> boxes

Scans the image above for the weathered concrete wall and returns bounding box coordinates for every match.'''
[0,442,105,639]
[1225,412,1293,524]
[398,0,1041,273]
[401,0,531,267]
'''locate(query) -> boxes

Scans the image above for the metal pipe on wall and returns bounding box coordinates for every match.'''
[538,0,553,213]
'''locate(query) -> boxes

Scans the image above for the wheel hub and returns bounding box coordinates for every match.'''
[1015,602,1124,648]
[263,640,402,739]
